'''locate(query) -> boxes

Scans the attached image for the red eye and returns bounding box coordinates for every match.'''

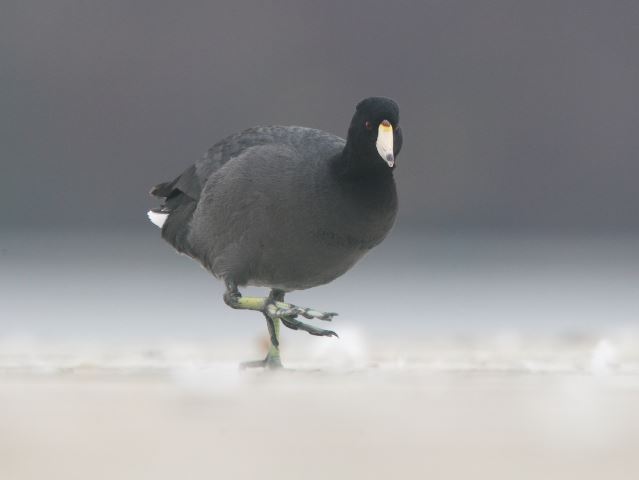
[365,120,373,130]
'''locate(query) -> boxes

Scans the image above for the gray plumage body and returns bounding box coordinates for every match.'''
[151,98,401,293]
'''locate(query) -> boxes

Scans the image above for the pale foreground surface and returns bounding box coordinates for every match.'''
[1,335,638,480]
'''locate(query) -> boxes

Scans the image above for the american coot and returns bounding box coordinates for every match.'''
[148,97,403,368]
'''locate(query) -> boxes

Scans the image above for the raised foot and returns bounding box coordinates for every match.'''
[224,288,340,344]
[279,315,339,338]
[224,293,338,322]
[268,302,337,322]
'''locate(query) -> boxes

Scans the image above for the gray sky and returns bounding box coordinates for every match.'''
[2,0,638,230]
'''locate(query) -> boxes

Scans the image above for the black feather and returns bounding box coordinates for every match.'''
[148,97,403,292]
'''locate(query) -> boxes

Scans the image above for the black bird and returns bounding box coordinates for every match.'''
[148,97,402,368]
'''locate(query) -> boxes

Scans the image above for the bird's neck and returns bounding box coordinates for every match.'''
[333,141,393,181]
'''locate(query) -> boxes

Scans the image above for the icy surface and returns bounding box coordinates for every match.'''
[1,337,639,480]
[2,230,639,478]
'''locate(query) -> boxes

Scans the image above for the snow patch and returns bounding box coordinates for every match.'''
[590,339,617,375]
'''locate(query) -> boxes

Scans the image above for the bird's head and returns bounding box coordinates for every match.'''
[347,97,402,169]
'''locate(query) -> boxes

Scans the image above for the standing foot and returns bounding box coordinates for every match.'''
[240,351,283,370]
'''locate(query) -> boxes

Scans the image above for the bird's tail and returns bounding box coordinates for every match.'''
[147,208,169,228]
[147,179,179,229]
[149,180,177,199]
[147,177,198,256]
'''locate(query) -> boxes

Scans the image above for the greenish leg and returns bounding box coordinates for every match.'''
[224,283,338,369]
[226,296,337,321]
[240,314,282,369]
[266,316,281,364]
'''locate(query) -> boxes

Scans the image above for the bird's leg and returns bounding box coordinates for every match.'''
[223,282,338,322]
[240,312,283,369]
[226,285,282,369]
[260,290,284,368]
[272,286,337,338]
[223,282,339,369]
[279,315,338,338]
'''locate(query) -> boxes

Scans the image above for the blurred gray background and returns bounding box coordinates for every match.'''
[3,0,638,231]
[2,1,638,341]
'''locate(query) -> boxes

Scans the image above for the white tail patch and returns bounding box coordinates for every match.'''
[147,210,168,228]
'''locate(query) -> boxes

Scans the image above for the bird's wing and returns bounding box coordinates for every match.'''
[151,126,309,203]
